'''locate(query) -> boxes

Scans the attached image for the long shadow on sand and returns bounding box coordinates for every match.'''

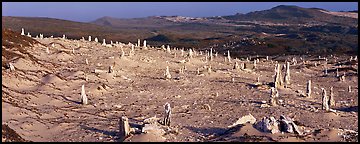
[336,106,358,112]
[184,125,227,137]
[80,125,120,141]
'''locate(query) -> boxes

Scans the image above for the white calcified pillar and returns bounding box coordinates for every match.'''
[306,80,311,97]
[80,84,88,105]
[119,116,130,139]
[266,56,269,61]
[121,48,125,58]
[270,87,278,106]
[137,39,141,47]
[81,37,85,41]
[21,28,25,35]
[27,32,31,37]
[227,50,231,63]
[109,65,113,73]
[348,86,351,93]
[189,49,193,58]
[164,66,172,79]
[143,40,147,48]
[102,39,106,46]
[63,35,66,39]
[95,37,98,43]
[234,62,239,70]
[210,48,213,61]
[88,36,92,41]
[324,67,328,76]
[181,49,184,57]
[253,60,257,69]
[46,47,49,54]
[207,65,212,73]
[336,68,339,77]
[167,45,171,53]
[163,102,171,126]
[329,87,335,107]
[51,43,55,48]
[321,88,329,111]
[274,64,283,89]
[284,62,290,88]
[85,58,89,65]
[110,40,113,45]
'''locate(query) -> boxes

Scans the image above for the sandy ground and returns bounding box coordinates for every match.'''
[2,36,358,142]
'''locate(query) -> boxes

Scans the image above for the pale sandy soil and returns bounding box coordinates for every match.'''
[2,37,358,142]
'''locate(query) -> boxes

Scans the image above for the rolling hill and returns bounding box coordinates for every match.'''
[2,5,358,56]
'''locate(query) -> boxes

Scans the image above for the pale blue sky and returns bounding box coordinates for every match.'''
[2,2,358,22]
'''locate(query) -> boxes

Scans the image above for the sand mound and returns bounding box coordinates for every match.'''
[13,57,46,71]
[55,52,72,61]
[41,73,65,84]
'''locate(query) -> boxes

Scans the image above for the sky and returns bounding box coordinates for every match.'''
[2,2,358,22]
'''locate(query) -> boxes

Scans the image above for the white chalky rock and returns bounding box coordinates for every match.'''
[255,116,279,134]
[8,63,15,71]
[51,43,55,48]
[137,39,141,47]
[210,48,213,61]
[266,56,269,61]
[348,86,351,92]
[27,32,31,37]
[110,40,113,45]
[143,40,147,48]
[181,49,184,56]
[80,84,88,105]
[46,47,49,54]
[21,28,25,35]
[85,58,89,65]
[228,114,256,128]
[81,37,85,41]
[95,37,98,43]
[88,36,92,41]
[62,35,66,39]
